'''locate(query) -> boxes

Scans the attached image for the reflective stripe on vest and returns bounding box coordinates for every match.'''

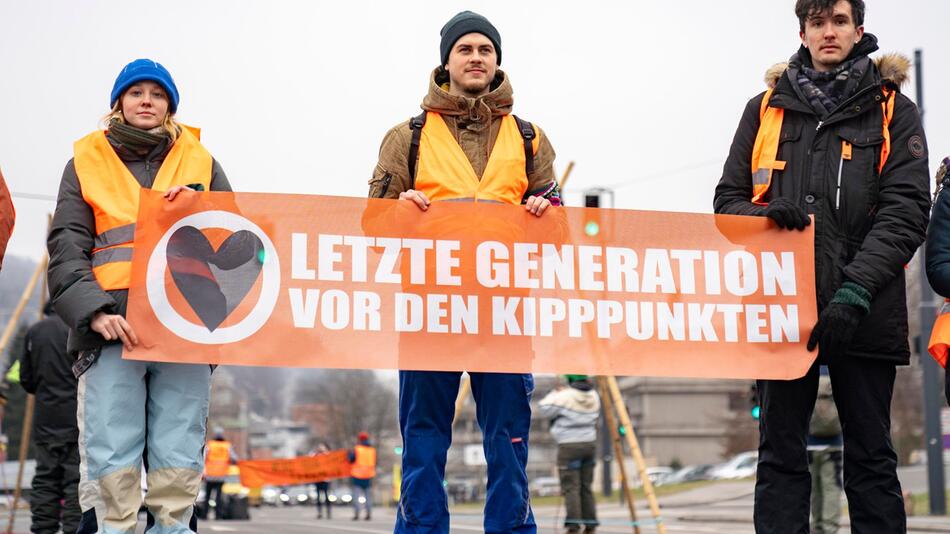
[750,87,895,206]
[73,127,212,290]
[929,300,950,368]
[414,113,539,205]
[351,444,377,480]
[205,440,232,477]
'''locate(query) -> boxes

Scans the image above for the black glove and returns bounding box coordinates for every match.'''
[807,282,871,353]
[762,198,811,231]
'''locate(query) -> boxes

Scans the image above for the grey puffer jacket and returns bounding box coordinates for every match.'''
[538,381,601,444]
[47,132,231,354]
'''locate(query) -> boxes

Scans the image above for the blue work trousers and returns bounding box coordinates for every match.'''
[76,344,211,534]
[395,371,536,534]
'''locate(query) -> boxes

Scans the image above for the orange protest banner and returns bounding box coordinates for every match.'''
[125,190,817,379]
[238,450,351,487]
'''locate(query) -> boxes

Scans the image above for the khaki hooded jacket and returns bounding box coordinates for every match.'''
[369,67,558,201]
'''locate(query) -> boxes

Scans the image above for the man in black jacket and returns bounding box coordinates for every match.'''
[714,1,929,532]
[19,302,80,534]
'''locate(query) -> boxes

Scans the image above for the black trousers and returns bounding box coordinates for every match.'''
[754,358,904,533]
[557,442,598,532]
[205,481,225,519]
[31,441,81,534]
[314,482,331,517]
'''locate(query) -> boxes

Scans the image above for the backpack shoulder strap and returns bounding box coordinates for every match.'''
[408,111,427,189]
[512,115,536,175]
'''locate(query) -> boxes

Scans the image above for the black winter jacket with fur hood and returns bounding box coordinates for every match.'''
[714,36,930,364]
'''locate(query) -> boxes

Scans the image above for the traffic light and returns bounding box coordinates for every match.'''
[618,424,627,436]
[394,446,403,455]
[749,383,761,420]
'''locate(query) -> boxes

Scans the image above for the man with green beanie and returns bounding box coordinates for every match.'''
[370,9,561,534]
[539,376,601,534]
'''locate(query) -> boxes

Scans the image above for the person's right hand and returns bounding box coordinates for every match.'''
[398,189,431,211]
[90,312,139,351]
[762,197,811,231]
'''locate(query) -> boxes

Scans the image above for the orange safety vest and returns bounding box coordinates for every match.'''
[750,87,895,206]
[350,444,376,480]
[73,126,212,290]
[929,300,950,368]
[414,113,539,205]
[205,440,232,477]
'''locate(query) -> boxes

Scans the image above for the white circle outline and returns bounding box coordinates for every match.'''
[146,210,280,344]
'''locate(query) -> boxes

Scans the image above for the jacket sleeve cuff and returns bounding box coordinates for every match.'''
[831,281,872,314]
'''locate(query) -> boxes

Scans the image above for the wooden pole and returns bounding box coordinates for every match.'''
[452,375,471,425]
[597,377,640,534]
[558,161,575,191]
[0,257,46,356]
[605,376,666,534]
[4,255,47,534]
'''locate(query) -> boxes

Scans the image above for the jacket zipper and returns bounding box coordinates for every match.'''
[835,153,844,210]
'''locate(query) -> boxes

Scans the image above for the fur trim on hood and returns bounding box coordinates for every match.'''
[763,53,910,89]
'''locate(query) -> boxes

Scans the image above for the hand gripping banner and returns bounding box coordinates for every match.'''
[125,190,817,379]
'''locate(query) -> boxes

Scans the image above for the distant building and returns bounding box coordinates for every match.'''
[247,414,312,459]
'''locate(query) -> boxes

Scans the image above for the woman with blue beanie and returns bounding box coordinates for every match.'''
[47,59,231,533]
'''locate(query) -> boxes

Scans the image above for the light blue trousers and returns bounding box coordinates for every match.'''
[77,344,211,534]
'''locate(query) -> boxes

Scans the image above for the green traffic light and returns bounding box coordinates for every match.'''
[585,221,600,237]
[394,446,403,455]
[618,424,626,436]
[751,406,761,420]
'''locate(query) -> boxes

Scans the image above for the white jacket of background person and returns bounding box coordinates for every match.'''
[538,380,601,444]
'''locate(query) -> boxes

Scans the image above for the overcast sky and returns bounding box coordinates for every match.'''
[1,0,947,261]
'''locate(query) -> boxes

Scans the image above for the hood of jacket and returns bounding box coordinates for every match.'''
[765,51,911,91]
[422,66,513,122]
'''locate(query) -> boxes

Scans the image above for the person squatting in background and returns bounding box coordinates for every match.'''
[47,58,232,533]
[714,1,930,531]
[538,375,601,534]
[19,302,80,534]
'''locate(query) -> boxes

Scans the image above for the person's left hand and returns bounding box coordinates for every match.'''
[525,195,552,217]
[806,303,862,354]
[164,185,195,202]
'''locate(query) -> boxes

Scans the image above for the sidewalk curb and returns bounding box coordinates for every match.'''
[676,514,950,533]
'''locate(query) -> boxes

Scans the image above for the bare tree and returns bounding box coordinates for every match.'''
[294,370,398,448]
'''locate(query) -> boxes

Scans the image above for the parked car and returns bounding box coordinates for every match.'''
[278,485,312,506]
[529,476,560,497]
[664,464,716,485]
[260,486,279,507]
[646,467,675,486]
[710,451,758,480]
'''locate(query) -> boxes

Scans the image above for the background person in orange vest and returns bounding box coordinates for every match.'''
[19,302,80,534]
[348,431,376,521]
[203,428,238,520]
[714,1,929,532]
[370,11,559,534]
[47,58,232,534]
[926,156,950,404]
